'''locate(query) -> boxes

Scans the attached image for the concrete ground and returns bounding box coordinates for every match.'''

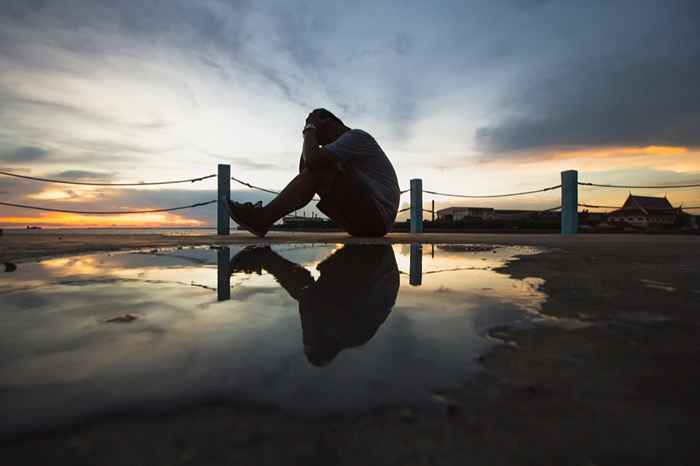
[1,230,699,263]
[2,232,700,465]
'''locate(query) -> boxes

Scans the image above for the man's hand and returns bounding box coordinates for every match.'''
[305,110,326,127]
[302,110,334,169]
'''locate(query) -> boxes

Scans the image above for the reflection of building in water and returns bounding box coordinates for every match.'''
[222,244,399,366]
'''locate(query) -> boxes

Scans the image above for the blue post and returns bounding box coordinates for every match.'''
[409,243,422,286]
[561,170,578,235]
[410,178,423,233]
[218,164,230,235]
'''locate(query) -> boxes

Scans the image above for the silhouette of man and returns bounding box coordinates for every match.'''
[224,109,400,237]
[229,244,400,366]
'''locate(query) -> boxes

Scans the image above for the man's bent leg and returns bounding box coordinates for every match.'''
[230,247,314,301]
[258,167,337,229]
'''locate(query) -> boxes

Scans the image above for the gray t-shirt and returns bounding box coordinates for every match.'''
[324,129,400,229]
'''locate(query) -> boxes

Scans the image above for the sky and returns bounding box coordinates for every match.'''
[1,0,699,227]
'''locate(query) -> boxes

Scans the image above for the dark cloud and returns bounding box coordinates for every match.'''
[576,168,700,188]
[476,1,700,155]
[1,146,49,162]
[199,150,281,171]
[0,0,252,48]
[0,0,49,20]
[48,170,115,181]
[476,56,700,154]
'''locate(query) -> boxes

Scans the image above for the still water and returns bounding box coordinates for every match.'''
[0,243,545,436]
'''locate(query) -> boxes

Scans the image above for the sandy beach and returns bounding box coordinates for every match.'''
[2,232,699,465]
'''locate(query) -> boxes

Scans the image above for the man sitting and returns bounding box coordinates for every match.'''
[225,108,400,237]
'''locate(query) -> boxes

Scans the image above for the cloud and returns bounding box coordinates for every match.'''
[0,146,49,162]
[2,0,700,220]
[198,150,281,171]
[2,96,123,127]
[475,1,700,156]
[220,157,280,171]
[47,170,115,181]
[476,59,700,155]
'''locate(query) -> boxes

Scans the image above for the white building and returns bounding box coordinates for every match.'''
[436,207,550,222]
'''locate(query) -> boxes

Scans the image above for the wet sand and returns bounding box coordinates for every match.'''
[2,230,699,263]
[2,233,700,465]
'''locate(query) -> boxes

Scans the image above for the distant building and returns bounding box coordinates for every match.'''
[436,207,494,221]
[491,209,539,220]
[282,214,327,226]
[607,194,680,227]
[436,207,553,222]
[579,211,608,224]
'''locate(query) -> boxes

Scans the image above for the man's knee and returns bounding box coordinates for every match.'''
[300,166,338,197]
[300,166,337,180]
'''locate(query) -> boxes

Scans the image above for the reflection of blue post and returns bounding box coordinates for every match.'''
[410,178,423,233]
[409,243,422,286]
[217,164,231,235]
[561,170,578,235]
[217,247,231,301]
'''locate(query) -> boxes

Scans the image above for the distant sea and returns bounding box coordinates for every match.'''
[2,227,220,236]
[1,227,329,237]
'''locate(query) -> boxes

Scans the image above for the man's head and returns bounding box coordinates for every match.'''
[306,108,348,145]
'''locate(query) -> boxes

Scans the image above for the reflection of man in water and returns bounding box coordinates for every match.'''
[229,245,399,366]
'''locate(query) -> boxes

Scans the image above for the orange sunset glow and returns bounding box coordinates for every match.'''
[543,145,691,160]
[0,212,205,228]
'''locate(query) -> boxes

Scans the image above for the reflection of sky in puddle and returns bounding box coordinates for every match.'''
[0,243,544,436]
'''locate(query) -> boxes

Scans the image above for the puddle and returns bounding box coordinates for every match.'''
[0,243,545,436]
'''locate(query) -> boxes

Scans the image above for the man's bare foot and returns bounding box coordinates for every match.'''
[222,198,269,237]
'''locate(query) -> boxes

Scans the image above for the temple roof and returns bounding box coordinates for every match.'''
[610,194,679,215]
[610,194,678,216]
[622,195,674,210]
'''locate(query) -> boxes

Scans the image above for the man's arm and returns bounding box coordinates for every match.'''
[302,128,336,169]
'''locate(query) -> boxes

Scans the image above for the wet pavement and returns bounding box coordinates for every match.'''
[0,243,546,436]
[3,239,700,465]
